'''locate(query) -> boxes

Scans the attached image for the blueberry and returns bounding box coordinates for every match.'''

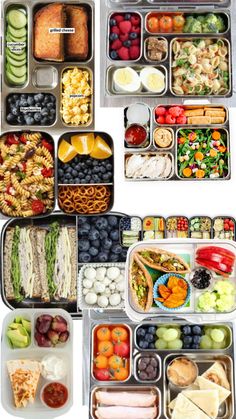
[78,216,87,225]
[129,32,138,39]
[103,238,113,249]
[6,113,15,123]
[110,50,118,59]
[20,99,28,107]
[182,326,191,336]
[123,40,131,47]
[193,335,201,344]
[191,344,200,349]
[110,33,118,41]
[27,96,34,106]
[192,326,202,335]
[41,107,49,117]
[79,252,91,263]
[89,247,99,256]
[17,115,24,124]
[97,252,109,262]
[47,102,54,109]
[121,249,128,260]
[72,169,78,176]
[44,95,50,103]
[79,225,91,236]
[100,230,108,240]
[109,230,119,241]
[88,228,99,241]
[139,340,145,349]
[148,343,155,349]
[110,254,119,262]
[142,341,149,349]
[108,216,118,226]
[183,344,191,349]
[183,336,192,345]
[112,244,123,254]
[40,117,49,125]
[34,112,42,122]
[145,333,155,343]
[78,239,90,251]
[20,94,27,100]
[125,13,131,20]
[148,326,157,335]
[12,107,19,116]
[91,239,100,248]
[13,94,19,100]
[26,117,34,125]
[109,18,116,26]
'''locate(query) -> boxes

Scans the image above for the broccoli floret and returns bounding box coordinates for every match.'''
[196,15,205,24]
[215,15,226,32]
[183,16,195,33]
[202,13,226,33]
[190,19,202,33]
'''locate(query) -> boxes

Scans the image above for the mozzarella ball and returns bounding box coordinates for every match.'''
[103,277,111,286]
[109,283,116,291]
[97,295,109,308]
[85,292,97,305]
[84,267,96,280]
[83,279,93,289]
[83,288,89,296]
[96,267,106,280]
[107,267,120,280]
[109,293,121,306]
[116,281,124,292]
[114,274,124,283]
[94,281,105,294]
[104,288,111,296]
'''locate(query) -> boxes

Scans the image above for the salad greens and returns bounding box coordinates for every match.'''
[177,128,229,179]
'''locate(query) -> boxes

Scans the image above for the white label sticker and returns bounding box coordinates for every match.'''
[49,28,75,33]
[20,107,41,113]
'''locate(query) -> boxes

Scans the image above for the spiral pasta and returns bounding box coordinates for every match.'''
[0,132,54,217]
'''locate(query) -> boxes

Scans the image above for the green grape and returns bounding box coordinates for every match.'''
[156,327,167,338]
[163,328,178,342]
[219,327,228,339]
[204,327,212,336]
[200,335,212,350]
[171,326,181,339]
[213,280,235,296]
[155,338,167,350]
[197,292,216,312]
[210,329,224,343]
[212,340,226,350]
[216,294,235,312]
[167,339,183,350]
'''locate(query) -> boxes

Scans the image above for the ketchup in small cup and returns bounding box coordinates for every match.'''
[41,382,68,409]
[125,124,147,147]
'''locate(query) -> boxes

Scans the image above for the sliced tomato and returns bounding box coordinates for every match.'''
[41,168,53,177]
[6,134,19,145]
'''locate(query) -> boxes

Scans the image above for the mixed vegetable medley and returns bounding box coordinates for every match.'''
[177,129,229,179]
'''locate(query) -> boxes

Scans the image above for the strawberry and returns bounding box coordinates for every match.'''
[111,26,120,35]
[155,106,166,116]
[131,15,141,25]
[119,33,129,42]
[117,47,130,60]
[156,116,165,124]
[113,14,124,24]
[176,115,187,124]
[129,46,140,60]
[119,20,132,34]
[165,114,176,124]
[111,39,122,50]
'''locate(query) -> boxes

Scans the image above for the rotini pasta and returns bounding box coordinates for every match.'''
[172,38,230,96]
[0,132,54,217]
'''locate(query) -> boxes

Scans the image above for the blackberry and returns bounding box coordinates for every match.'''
[191,268,211,289]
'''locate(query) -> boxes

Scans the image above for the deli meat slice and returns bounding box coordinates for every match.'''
[96,391,157,407]
[95,406,157,419]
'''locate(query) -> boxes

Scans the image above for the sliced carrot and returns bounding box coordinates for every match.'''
[210,148,217,157]
[179,137,186,144]
[196,169,205,178]
[188,132,197,141]
[212,131,221,140]
[194,151,204,161]
[182,167,192,178]
[218,146,226,153]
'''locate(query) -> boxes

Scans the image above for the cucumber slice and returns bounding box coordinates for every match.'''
[8,25,26,38]
[6,55,26,67]
[6,33,15,42]
[7,9,27,29]
[6,48,26,60]
[6,70,26,85]
[7,33,26,43]
[8,64,26,77]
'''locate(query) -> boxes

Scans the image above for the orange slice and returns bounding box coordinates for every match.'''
[90,136,112,159]
[71,133,95,155]
[58,139,77,163]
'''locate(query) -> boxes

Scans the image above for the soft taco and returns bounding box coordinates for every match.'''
[136,248,190,274]
[129,254,153,312]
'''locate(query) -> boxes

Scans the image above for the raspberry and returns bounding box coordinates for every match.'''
[176,115,187,124]
[155,107,166,116]
[131,25,141,34]
[111,26,120,35]
[156,116,165,124]
[168,106,183,117]
[117,46,130,60]
[120,33,129,42]
[165,114,176,124]
[129,46,140,60]
[111,39,122,50]
[131,39,140,46]
[113,14,124,24]
[131,15,141,26]
[119,20,132,34]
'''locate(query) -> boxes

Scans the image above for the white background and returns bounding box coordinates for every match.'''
[1,1,236,418]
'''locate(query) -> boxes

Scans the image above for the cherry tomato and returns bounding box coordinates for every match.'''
[94,368,110,381]
[6,134,19,145]
[41,168,53,177]
[159,16,173,33]
[114,341,130,358]
[31,200,45,214]
[19,134,27,144]
[42,139,53,152]
[173,15,185,30]
[148,16,159,33]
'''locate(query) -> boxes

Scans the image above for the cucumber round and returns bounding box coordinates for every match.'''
[8,25,26,38]
[6,33,15,42]
[7,64,26,77]
[6,48,26,59]
[6,55,26,67]
[7,33,26,43]
[6,70,26,85]
[7,9,27,29]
